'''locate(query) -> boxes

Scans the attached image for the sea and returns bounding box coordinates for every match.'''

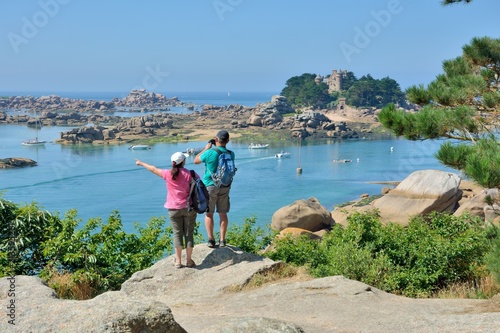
[0,91,456,236]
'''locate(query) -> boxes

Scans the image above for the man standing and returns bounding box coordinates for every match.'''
[194,130,235,248]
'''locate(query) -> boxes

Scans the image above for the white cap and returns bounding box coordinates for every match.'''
[170,152,186,165]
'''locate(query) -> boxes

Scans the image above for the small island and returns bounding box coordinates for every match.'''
[0,157,37,169]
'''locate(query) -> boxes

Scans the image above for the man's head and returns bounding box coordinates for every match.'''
[215,130,229,145]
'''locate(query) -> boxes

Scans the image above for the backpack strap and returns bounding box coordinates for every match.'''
[211,147,233,156]
[187,170,196,210]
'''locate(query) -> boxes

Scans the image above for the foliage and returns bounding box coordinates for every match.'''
[379,36,500,187]
[340,71,357,91]
[40,210,171,296]
[265,211,496,298]
[0,198,58,276]
[485,224,500,285]
[280,73,334,109]
[280,71,405,109]
[461,137,500,188]
[0,198,171,299]
[225,216,276,253]
[345,75,406,108]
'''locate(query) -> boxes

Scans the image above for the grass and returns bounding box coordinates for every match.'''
[433,276,500,299]
[354,194,383,206]
[46,271,97,300]
[223,262,312,292]
[334,194,383,209]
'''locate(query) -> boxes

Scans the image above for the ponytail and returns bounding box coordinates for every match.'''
[171,161,184,180]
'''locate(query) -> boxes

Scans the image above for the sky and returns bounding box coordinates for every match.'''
[0,0,498,94]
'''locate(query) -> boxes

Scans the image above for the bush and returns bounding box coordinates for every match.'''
[40,210,171,297]
[0,199,58,276]
[225,216,275,253]
[376,212,491,297]
[265,211,496,298]
[0,198,172,299]
[485,224,500,285]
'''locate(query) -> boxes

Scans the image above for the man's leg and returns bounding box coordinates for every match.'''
[205,185,218,247]
[205,212,216,247]
[219,212,228,242]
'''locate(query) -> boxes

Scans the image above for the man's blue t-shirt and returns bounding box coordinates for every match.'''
[200,147,235,187]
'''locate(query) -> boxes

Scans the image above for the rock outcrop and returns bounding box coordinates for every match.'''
[331,171,499,226]
[454,188,500,223]
[2,92,374,144]
[247,96,359,140]
[0,276,185,333]
[56,114,177,144]
[271,197,334,232]
[371,170,462,225]
[3,245,499,333]
[0,90,184,114]
[0,157,37,169]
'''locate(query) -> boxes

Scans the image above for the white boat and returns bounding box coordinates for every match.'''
[332,159,352,163]
[22,111,46,146]
[22,138,47,146]
[184,147,203,155]
[128,144,151,150]
[275,151,291,158]
[248,143,269,149]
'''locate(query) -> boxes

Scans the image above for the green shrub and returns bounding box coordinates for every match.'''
[0,198,172,298]
[0,199,58,276]
[376,212,491,296]
[40,210,171,294]
[225,216,275,253]
[265,211,495,298]
[485,224,500,285]
[267,233,324,267]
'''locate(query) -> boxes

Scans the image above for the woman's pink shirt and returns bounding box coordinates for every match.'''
[161,168,192,209]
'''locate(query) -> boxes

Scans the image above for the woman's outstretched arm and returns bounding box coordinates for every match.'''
[135,159,163,177]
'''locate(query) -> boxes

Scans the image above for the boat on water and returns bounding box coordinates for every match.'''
[332,159,352,163]
[22,138,47,146]
[128,145,151,150]
[184,147,203,155]
[275,151,291,158]
[22,112,46,146]
[248,143,269,149]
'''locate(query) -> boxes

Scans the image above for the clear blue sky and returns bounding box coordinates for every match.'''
[0,0,498,94]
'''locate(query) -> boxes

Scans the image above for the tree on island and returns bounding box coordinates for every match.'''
[378,36,500,188]
[280,73,334,109]
[280,71,405,109]
[344,74,406,108]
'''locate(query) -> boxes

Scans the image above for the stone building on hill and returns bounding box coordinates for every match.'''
[315,69,348,94]
[327,69,347,93]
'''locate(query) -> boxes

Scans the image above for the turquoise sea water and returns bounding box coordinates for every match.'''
[0,92,455,236]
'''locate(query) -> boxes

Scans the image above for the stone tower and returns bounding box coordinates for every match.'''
[327,69,347,94]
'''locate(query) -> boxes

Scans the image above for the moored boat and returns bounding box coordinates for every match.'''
[248,143,269,149]
[22,138,47,146]
[128,144,151,150]
[275,151,291,158]
[22,111,46,146]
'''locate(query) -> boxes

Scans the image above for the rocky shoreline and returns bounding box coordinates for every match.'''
[1,90,380,146]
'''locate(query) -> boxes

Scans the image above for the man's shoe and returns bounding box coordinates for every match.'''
[207,239,216,248]
[219,239,226,247]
